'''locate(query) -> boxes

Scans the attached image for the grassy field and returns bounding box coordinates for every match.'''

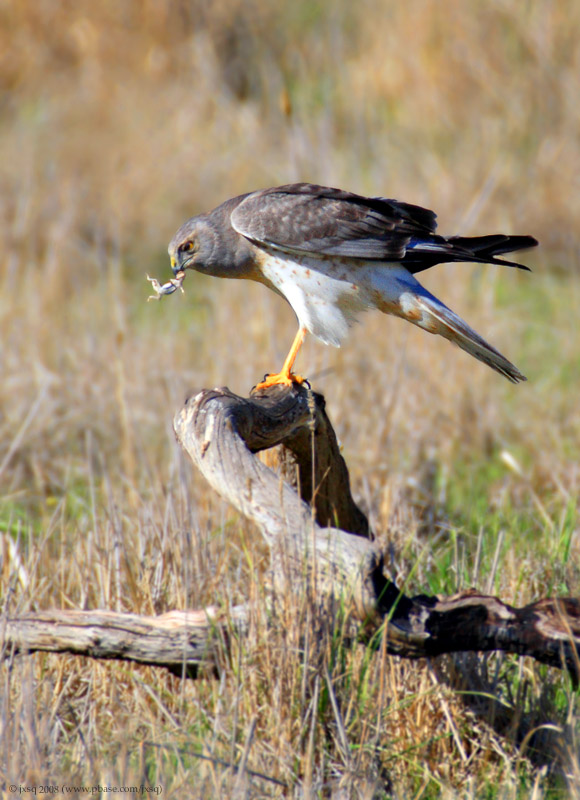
[1,0,579,796]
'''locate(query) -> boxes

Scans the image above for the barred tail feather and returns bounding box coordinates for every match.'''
[411,294,526,383]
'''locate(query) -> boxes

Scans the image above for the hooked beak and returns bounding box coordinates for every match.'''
[170,255,181,276]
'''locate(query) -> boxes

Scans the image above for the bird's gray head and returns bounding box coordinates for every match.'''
[168,215,222,277]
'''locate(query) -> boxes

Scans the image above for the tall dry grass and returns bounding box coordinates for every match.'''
[1,0,579,796]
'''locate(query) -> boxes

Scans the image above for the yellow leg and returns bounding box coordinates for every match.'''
[255,327,307,389]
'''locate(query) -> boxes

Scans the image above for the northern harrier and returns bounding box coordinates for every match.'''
[161,183,537,386]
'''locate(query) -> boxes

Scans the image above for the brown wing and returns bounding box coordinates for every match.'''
[229,183,438,261]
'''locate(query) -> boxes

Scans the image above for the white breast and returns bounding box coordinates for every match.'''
[256,250,371,346]
[255,248,421,346]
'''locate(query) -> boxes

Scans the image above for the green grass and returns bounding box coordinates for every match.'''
[2,0,580,796]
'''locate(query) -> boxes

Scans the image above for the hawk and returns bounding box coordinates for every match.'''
[164,183,537,387]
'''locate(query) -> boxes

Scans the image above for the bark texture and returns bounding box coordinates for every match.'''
[3,383,579,679]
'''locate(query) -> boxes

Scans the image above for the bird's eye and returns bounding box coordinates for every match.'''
[179,240,195,253]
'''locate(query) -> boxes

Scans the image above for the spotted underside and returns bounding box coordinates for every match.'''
[255,248,420,347]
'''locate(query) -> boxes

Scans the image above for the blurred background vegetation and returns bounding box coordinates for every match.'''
[1,0,579,796]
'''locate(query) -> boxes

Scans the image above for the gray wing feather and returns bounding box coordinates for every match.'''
[230,183,438,261]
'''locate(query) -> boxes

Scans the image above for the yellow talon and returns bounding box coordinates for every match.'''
[253,326,307,390]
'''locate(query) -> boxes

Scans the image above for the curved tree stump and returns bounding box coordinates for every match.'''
[2,382,580,679]
[172,383,580,676]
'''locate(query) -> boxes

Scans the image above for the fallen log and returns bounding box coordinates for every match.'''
[2,383,579,679]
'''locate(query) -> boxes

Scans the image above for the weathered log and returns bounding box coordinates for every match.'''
[171,383,580,677]
[2,382,580,679]
[1,607,247,676]
[173,384,380,618]
[3,592,579,677]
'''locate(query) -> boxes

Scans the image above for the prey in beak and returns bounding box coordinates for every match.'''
[146,268,186,301]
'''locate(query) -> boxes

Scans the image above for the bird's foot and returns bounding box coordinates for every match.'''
[253,371,306,391]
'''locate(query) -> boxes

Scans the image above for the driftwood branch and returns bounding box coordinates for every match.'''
[3,383,580,679]
[1,609,235,676]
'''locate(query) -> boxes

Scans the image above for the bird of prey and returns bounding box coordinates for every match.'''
[163,183,537,387]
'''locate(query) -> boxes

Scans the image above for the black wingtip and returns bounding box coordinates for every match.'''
[507,234,539,250]
[459,233,538,271]
[492,258,532,272]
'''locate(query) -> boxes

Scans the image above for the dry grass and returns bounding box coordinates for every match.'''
[1,0,579,796]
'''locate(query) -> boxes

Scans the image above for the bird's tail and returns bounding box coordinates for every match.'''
[405,291,526,383]
[404,233,538,274]
[446,234,538,269]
